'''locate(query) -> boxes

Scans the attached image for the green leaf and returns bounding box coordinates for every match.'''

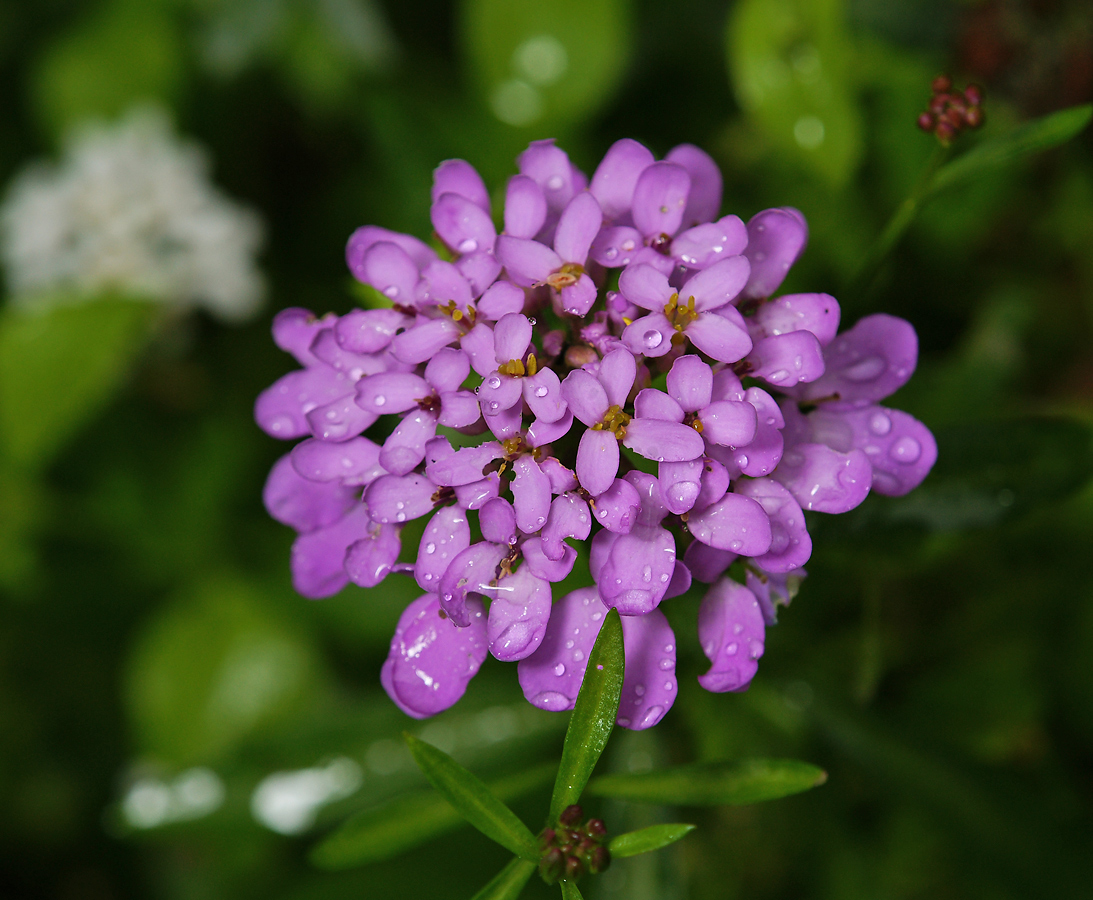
[550,607,624,822]
[403,733,539,860]
[311,762,554,870]
[727,0,863,185]
[587,758,827,806]
[470,857,537,900]
[0,297,154,469]
[608,823,696,858]
[930,104,1093,195]
[559,880,585,900]
[461,0,632,129]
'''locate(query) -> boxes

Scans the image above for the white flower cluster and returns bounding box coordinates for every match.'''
[0,107,264,322]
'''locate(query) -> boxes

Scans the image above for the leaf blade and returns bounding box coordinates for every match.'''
[559,879,586,900]
[608,823,696,858]
[550,607,625,821]
[930,104,1092,195]
[403,733,539,860]
[311,762,554,870]
[470,857,537,900]
[587,758,827,806]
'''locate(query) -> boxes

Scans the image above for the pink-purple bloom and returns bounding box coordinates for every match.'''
[256,138,936,728]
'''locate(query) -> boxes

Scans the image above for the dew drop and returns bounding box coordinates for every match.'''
[617,717,631,727]
[730,539,743,552]
[457,238,478,254]
[565,639,574,649]
[396,512,406,522]
[534,385,548,397]
[383,285,399,298]
[553,663,566,676]
[769,369,790,383]
[591,612,602,621]
[869,411,892,435]
[547,175,564,190]
[844,356,885,381]
[604,247,619,260]
[643,330,664,350]
[737,454,749,468]
[487,375,502,389]
[733,623,743,634]
[659,573,669,583]
[726,642,738,655]
[749,640,763,658]
[573,650,584,662]
[642,565,652,582]
[373,395,386,407]
[890,436,922,463]
[425,542,436,554]
[634,683,646,696]
[658,658,673,670]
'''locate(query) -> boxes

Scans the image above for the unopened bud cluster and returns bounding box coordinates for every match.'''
[538,805,610,885]
[917,75,985,145]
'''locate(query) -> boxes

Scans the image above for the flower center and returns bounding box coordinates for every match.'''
[438,299,476,327]
[498,352,538,378]
[592,404,631,439]
[663,292,699,331]
[545,262,584,291]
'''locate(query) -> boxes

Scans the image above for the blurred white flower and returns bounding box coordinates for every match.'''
[0,107,265,322]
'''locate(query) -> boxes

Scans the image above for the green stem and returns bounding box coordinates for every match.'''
[848,144,950,301]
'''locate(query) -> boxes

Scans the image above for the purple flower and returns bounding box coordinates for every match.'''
[257,137,937,726]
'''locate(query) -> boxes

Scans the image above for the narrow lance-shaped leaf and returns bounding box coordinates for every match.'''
[587,758,827,806]
[470,857,537,900]
[311,762,555,870]
[608,823,696,858]
[930,103,1092,195]
[549,607,625,822]
[403,733,539,860]
[559,879,586,900]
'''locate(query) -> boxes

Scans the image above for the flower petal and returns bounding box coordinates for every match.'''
[752,292,840,346]
[432,159,491,212]
[623,417,705,463]
[335,308,408,354]
[697,579,765,692]
[273,308,335,365]
[379,409,437,475]
[736,477,812,572]
[576,428,620,496]
[425,441,504,487]
[477,280,526,321]
[365,473,438,524]
[346,226,435,281]
[437,541,508,626]
[688,492,773,555]
[504,174,548,239]
[541,493,591,560]
[511,456,552,533]
[381,593,487,719]
[523,368,567,423]
[522,536,578,582]
[431,192,496,255]
[356,372,431,414]
[748,331,826,388]
[255,367,353,440]
[345,522,401,587]
[590,477,641,533]
[485,567,552,661]
[771,443,872,513]
[264,453,358,532]
[598,524,676,615]
[666,143,722,228]
[618,263,672,311]
[495,235,561,286]
[672,215,748,270]
[290,504,372,598]
[291,436,382,484]
[307,392,379,442]
[553,191,603,264]
[683,540,736,583]
[742,207,808,300]
[682,255,750,311]
[479,497,517,546]
[699,400,757,448]
[589,225,644,267]
[560,368,609,425]
[415,505,471,591]
[590,138,655,220]
[658,458,705,515]
[685,310,752,363]
[631,162,691,238]
[361,241,420,303]
[616,610,677,730]
[633,387,684,423]
[389,318,461,365]
[622,313,675,358]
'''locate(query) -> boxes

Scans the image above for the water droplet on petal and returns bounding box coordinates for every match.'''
[547,175,564,191]
[457,238,478,254]
[726,642,738,655]
[642,565,652,582]
[844,356,886,381]
[534,385,548,397]
[487,375,501,389]
[729,540,743,552]
[573,650,584,662]
[425,542,436,554]
[870,411,892,435]
[604,247,619,260]
[553,663,566,676]
[890,436,922,463]
[396,512,406,522]
[617,717,631,727]
[733,623,743,634]
[634,683,645,696]
[658,658,673,670]
[643,330,664,350]
[769,369,790,383]
[383,285,399,298]
[373,395,386,407]
[659,573,669,583]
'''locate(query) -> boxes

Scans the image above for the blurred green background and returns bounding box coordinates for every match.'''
[1,0,1092,897]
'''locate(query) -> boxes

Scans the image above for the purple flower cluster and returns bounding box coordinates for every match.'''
[256,138,937,729]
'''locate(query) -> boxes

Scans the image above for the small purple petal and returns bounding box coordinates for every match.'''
[346,226,434,282]
[425,347,471,393]
[672,215,748,270]
[504,174,548,239]
[483,400,523,439]
[438,541,507,626]
[361,241,420,303]
[753,292,840,346]
[772,443,872,513]
[335,308,408,354]
[742,207,809,300]
[389,318,461,365]
[699,400,758,448]
[623,470,670,527]
[460,322,499,377]
[455,472,501,509]
[616,610,678,730]
[622,313,675,358]
[553,191,603,264]
[523,368,567,423]
[618,263,672,311]
[264,454,358,532]
[688,492,773,556]
[493,313,533,362]
[426,442,504,487]
[345,523,401,587]
[633,387,684,423]
[693,457,730,512]
[365,473,438,524]
[381,593,487,719]
[273,308,335,365]
[437,391,481,428]
[518,586,605,712]
[597,347,637,408]
[666,143,722,228]
[431,192,496,256]
[590,226,643,267]
[511,456,552,533]
[683,540,736,583]
[697,578,765,692]
[522,536,578,582]
[479,497,517,546]
[590,138,655,220]
[478,372,522,418]
[560,369,609,426]
[416,259,474,310]
[559,275,597,316]
[746,565,804,625]
[598,524,676,615]
[631,162,691,239]
[432,159,490,212]
[310,329,387,380]
[748,331,826,388]
[540,456,578,494]
[356,372,431,414]
[290,504,372,598]
[686,311,753,363]
[577,429,620,496]
[682,255,750,311]
[256,367,354,440]
[291,436,381,483]
[541,493,591,560]
[659,459,705,515]
[307,393,379,443]
[457,251,503,297]
[518,139,579,213]
[477,281,526,321]
[379,409,437,475]
[623,417,705,463]
[667,355,713,412]
[736,388,785,477]
[495,235,561,286]
[589,477,641,533]
[736,477,812,572]
[527,409,574,447]
[416,506,471,591]
[485,567,551,661]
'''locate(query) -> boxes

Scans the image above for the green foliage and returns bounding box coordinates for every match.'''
[311,761,554,869]
[32,0,184,136]
[0,297,154,470]
[461,0,632,129]
[403,733,540,860]
[608,823,696,858]
[727,0,863,185]
[550,608,624,821]
[588,758,827,805]
[125,575,322,766]
[470,857,538,900]
[559,880,585,899]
